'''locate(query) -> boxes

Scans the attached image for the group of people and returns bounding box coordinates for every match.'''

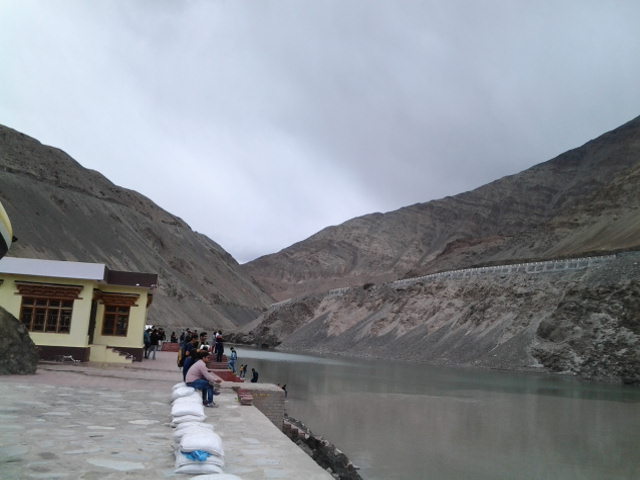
[143,327,167,359]
[145,326,267,406]
[237,363,259,383]
[178,329,223,407]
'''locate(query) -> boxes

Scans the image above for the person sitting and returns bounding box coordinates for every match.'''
[185,351,223,407]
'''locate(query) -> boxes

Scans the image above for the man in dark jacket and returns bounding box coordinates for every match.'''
[214,335,224,362]
[149,329,160,360]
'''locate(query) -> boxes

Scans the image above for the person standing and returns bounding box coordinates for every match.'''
[149,328,160,360]
[143,328,151,359]
[251,368,259,383]
[182,336,200,381]
[214,334,224,363]
[199,331,209,349]
[228,347,238,373]
[158,328,166,349]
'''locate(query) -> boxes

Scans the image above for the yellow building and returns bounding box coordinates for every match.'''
[0,257,157,363]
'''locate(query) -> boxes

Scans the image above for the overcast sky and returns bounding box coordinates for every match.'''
[2,1,640,263]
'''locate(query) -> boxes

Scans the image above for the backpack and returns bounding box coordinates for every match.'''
[177,347,184,367]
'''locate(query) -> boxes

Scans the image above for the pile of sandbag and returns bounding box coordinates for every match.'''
[170,382,238,477]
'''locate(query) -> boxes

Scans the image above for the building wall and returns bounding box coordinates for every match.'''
[0,274,151,362]
[91,285,149,351]
[0,274,94,348]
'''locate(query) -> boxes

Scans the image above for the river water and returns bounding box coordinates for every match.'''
[235,348,640,480]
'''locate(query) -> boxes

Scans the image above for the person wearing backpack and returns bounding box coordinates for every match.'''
[182,336,200,381]
[143,328,151,359]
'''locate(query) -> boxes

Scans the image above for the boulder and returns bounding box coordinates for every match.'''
[0,306,38,374]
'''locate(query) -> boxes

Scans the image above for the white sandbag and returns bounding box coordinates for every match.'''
[172,392,203,406]
[180,430,224,457]
[189,475,244,480]
[172,382,187,390]
[171,392,202,406]
[175,450,224,475]
[175,421,214,432]
[172,386,196,400]
[172,400,205,418]
[173,423,215,442]
[171,414,206,425]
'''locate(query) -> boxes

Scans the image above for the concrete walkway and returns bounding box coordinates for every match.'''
[0,351,333,479]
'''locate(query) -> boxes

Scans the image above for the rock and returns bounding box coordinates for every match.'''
[0,306,39,374]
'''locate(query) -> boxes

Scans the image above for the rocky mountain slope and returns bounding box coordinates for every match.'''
[240,252,640,384]
[0,125,272,330]
[243,115,640,301]
[238,115,640,383]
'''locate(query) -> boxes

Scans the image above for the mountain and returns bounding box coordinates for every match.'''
[242,115,640,301]
[0,125,272,330]
[237,116,640,384]
[240,252,640,383]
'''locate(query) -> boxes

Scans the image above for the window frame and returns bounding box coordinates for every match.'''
[96,291,140,338]
[101,303,131,337]
[20,296,75,334]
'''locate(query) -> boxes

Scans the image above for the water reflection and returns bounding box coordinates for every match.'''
[234,347,640,480]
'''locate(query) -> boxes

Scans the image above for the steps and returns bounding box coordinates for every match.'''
[89,345,134,364]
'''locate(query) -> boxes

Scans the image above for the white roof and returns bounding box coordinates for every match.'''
[0,257,107,281]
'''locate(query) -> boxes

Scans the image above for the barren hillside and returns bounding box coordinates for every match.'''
[243,115,640,301]
[0,125,272,330]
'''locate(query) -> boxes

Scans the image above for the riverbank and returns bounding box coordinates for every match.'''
[0,351,333,479]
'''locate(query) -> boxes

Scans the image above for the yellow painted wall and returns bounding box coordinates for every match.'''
[92,285,149,350]
[0,275,93,348]
[0,274,152,353]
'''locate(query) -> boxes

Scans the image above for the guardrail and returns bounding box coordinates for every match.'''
[269,253,618,307]
[391,254,615,289]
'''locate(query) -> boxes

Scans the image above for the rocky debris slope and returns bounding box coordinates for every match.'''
[0,306,38,374]
[242,252,640,384]
[243,115,640,301]
[0,125,272,329]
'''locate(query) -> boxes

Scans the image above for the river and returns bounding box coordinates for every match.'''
[234,347,640,480]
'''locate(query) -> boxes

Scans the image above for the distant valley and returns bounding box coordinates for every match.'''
[1,116,638,383]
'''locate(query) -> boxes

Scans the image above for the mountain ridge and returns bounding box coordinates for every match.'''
[242,115,640,300]
[0,124,272,330]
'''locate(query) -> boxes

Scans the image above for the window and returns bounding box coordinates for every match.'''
[95,290,139,337]
[20,297,74,333]
[102,304,131,336]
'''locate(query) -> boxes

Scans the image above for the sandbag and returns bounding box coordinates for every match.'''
[189,475,244,480]
[172,392,203,406]
[172,401,205,418]
[174,450,224,475]
[175,421,214,432]
[173,423,215,442]
[171,414,206,425]
[180,430,224,457]
[172,386,196,400]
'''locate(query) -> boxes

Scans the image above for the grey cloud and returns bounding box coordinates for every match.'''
[1,1,639,263]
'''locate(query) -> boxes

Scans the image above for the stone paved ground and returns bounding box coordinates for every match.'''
[0,351,332,479]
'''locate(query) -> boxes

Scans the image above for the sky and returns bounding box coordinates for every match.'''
[1,1,640,263]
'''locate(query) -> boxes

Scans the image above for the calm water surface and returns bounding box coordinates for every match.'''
[236,348,640,480]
